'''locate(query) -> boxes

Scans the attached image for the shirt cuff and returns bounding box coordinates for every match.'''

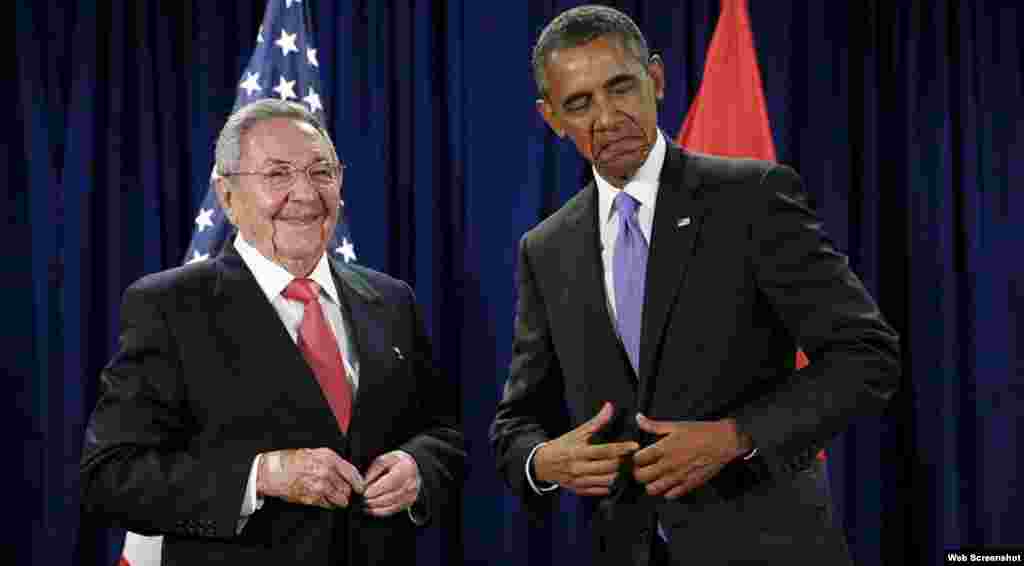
[407,501,428,526]
[525,442,559,495]
[237,454,266,534]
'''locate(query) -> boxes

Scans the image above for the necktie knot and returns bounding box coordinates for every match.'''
[614,191,640,219]
[283,278,319,304]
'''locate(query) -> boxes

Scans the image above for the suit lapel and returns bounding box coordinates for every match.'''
[637,146,706,412]
[328,257,384,461]
[565,183,637,411]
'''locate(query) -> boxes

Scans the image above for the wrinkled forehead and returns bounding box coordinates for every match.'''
[241,117,333,164]
[545,37,646,98]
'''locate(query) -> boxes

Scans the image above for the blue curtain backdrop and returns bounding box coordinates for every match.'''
[12,1,1023,565]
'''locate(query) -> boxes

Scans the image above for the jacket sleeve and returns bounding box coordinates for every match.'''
[80,280,256,539]
[489,235,570,524]
[396,281,466,526]
[731,164,901,477]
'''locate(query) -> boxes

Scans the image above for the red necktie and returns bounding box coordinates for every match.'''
[282,278,353,432]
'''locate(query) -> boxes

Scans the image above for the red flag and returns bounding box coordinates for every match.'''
[677,0,775,161]
[677,0,821,459]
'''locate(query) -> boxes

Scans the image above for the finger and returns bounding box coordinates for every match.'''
[299,483,336,510]
[364,467,402,500]
[667,465,720,499]
[364,501,405,517]
[567,472,618,489]
[323,481,351,508]
[581,441,640,460]
[635,413,670,435]
[633,450,677,482]
[663,471,709,500]
[644,472,686,497]
[580,402,614,435]
[632,443,663,467]
[312,465,350,503]
[574,486,612,497]
[327,453,366,494]
[363,454,396,488]
[664,482,692,500]
[633,458,675,484]
[365,486,407,510]
[309,493,333,510]
[570,459,623,477]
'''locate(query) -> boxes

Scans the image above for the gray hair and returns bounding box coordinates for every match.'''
[214,98,337,178]
[532,5,650,97]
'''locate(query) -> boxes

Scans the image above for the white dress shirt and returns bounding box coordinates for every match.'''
[234,235,360,529]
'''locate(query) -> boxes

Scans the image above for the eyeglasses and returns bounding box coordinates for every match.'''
[221,161,344,190]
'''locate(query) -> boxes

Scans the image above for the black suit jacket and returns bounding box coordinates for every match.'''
[81,246,464,565]
[491,144,900,565]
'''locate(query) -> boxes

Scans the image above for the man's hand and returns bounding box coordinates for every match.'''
[632,415,750,499]
[256,448,365,509]
[362,451,421,517]
[533,402,640,497]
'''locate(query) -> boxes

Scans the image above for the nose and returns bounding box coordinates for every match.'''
[288,170,319,200]
[593,94,621,131]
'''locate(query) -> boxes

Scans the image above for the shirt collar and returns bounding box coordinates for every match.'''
[234,235,340,305]
[595,130,667,223]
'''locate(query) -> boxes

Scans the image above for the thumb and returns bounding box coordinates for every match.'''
[582,402,614,435]
[364,453,396,487]
[635,413,668,435]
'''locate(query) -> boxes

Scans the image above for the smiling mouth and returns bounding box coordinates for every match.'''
[277,213,323,225]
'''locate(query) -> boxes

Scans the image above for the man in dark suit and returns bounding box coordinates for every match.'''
[490,6,900,565]
[81,99,464,565]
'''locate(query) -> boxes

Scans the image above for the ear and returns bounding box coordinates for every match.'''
[647,54,666,101]
[536,98,565,138]
[214,177,235,224]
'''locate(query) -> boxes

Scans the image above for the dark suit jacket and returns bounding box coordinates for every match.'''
[81,245,464,565]
[491,144,900,565]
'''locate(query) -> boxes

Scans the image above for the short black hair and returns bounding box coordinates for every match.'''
[532,5,649,97]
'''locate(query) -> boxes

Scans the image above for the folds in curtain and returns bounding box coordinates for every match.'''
[12,2,1024,566]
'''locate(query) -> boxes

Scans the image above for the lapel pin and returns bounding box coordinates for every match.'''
[676,217,691,228]
[393,346,405,361]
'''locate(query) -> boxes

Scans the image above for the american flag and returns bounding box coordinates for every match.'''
[182,0,357,267]
[122,1,354,565]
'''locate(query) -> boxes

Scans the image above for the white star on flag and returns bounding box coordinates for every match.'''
[275,29,299,57]
[336,238,357,263]
[306,47,319,68]
[273,75,297,100]
[195,208,215,232]
[187,250,210,264]
[239,72,261,97]
[303,86,323,113]
[285,0,302,7]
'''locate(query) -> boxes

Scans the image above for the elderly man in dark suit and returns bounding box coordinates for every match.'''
[490,5,900,565]
[81,99,464,565]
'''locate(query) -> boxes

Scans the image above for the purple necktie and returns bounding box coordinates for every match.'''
[613,192,648,374]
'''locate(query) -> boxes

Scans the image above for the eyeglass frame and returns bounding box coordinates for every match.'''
[219,160,346,190]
